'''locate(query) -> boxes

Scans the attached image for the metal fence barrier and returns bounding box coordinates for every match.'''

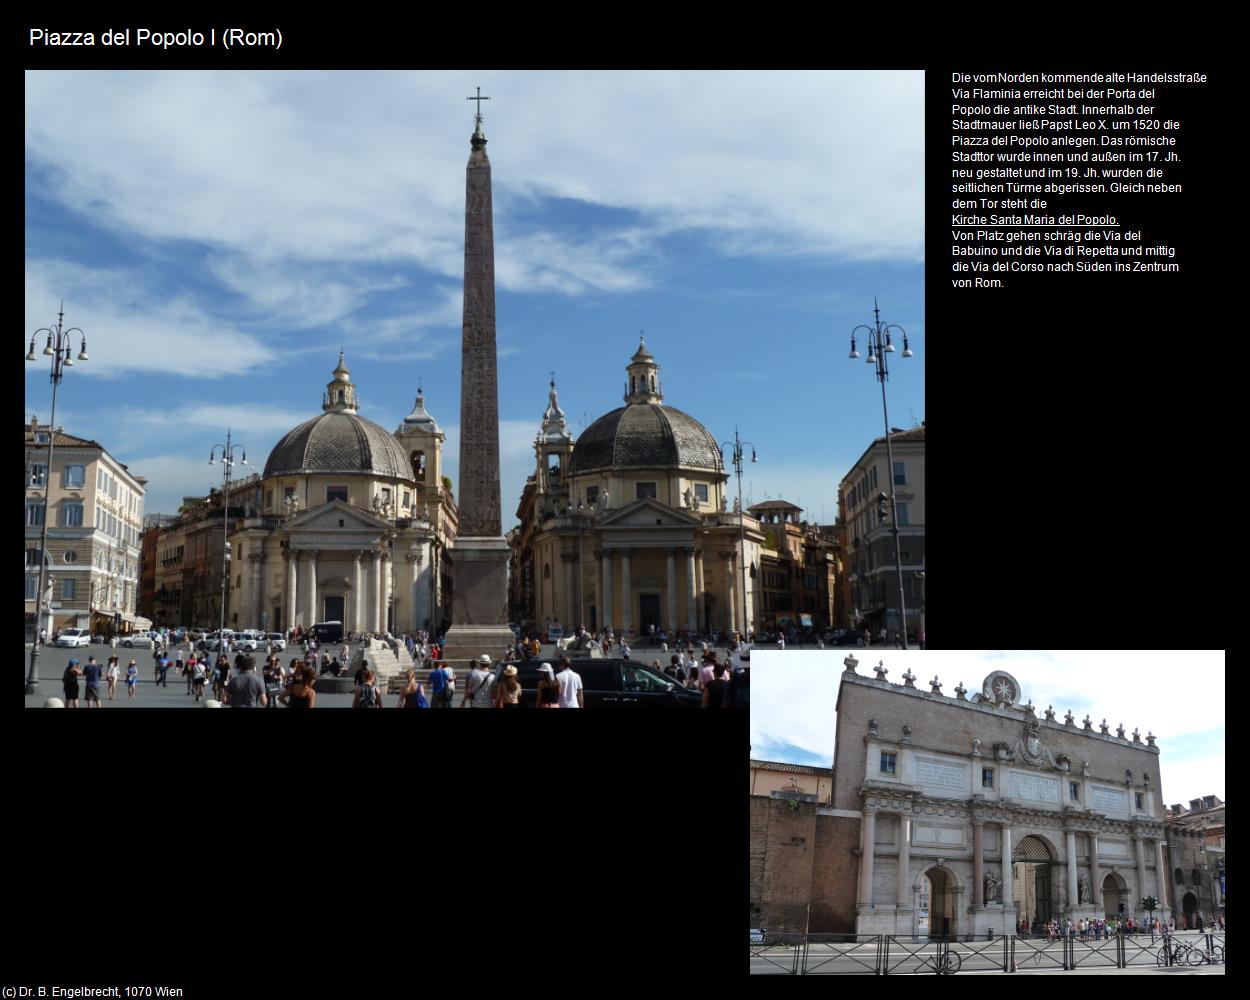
[749,931,1228,974]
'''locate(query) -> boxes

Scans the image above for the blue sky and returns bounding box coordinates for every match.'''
[750,650,1226,806]
[24,71,924,521]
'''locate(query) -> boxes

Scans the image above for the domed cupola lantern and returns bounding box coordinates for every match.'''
[624,334,663,404]
[323,349,359,413]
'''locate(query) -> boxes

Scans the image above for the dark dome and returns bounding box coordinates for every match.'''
[264,410,414,479]
[567,403,723,477]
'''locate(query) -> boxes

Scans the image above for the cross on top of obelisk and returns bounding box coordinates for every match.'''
[467,86,490,123]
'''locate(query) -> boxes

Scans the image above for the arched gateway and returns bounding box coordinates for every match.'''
[837,666,1171,941]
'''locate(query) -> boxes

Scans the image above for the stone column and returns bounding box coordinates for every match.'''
[859,808,877,908]
[666,549,677,632]
[296,550,310,627]
[695,551,705,632]
[252,551,265,627]
[382,552,393,633]
[286,553,298,631]
[725,554,736,633]
[620,549,632,633]
[352,551,363,634]
[373,550,384,632]
[407,549,422,632]
[1000,823,1013,904]
[1066,829,1079,910]
[896,814,912,913]
[306,550,318,626]
[1089,832,1102,908]
[1134,834,1148,916]
[685,547,697,631]
[1155,839,1169,910]
[565,554,576,629]
[601,550,613,631]
[972,821,985,905]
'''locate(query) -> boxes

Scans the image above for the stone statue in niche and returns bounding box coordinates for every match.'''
[1078,872,1091,904]
[971,737,982,756]
[984,870,1001,903]
[867,718,878,736]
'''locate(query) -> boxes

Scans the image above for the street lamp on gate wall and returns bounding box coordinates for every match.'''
[848,297,914,648]
[720,428,757,640]
[25,303,90,694]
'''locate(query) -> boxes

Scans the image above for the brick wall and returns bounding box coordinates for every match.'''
[810,814,860,932]
[750,796,818,933]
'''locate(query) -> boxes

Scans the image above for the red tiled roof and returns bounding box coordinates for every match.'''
[750,759,833,776]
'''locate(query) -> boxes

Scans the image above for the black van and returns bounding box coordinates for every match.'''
[490,658,701,708]
[311,621,343,644]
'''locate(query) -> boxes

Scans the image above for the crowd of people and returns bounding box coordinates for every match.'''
[1019,912,1225,940]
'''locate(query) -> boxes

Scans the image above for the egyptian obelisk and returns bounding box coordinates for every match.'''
[441,88,515,663]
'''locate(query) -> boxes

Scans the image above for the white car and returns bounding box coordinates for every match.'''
[122,634,156,649]
[54,628,91,648]
[265,633,287,651]
[233,630,266,651]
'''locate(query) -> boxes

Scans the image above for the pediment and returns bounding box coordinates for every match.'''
[599,497,702,529]
[284,499,390,532]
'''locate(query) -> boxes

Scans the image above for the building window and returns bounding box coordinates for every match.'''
[403,491,411,508]
[895,502,910,526]
[694,483,709,503]
[982,768,994,788]
[25,577,37,600]
[1136,793,1144,810]
[880,752,896,775]
[29,462,47,486]
[62,501,84,526]
[64,464,85,488]
[63,549,78,564]
[586,486,600,505]
[635,482,657,500]
[893,461,906,485]
[265,490,273,511]
[34,432,49,444]
[1070,782,1080,801]
[26,501,45,526]
[381,487,391,503]
[326,486,348,503]
[412,451,426,480]
[1174,868,1184,885]
[62,578,76,600]
[26,548,44,568]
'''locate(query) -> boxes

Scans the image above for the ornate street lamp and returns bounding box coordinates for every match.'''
[25,303,89,694]
[849,297,914,648]
[565,501,593,629]
[209,429,247,641]
[720,428,757,641]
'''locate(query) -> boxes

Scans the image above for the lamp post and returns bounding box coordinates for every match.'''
[849,298,914,648]
[25,303,89,694]
[720,428,757,641]
[209,430,247,643]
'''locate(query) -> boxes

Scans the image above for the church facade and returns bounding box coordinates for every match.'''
[510,339,763,637]
[223,354,457,635]
[751,661,1171,938]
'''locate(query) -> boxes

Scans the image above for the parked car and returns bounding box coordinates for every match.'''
[55,628,91,648]
[311,621,343,645]
[122,634,156,649]
[265,633,287,651]
[232,630,267,651]
[491,657,700,708]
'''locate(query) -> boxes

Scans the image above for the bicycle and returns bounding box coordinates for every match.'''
[1185,942,1224,966]
[916,950,961,975]
[1156,938,1188,967]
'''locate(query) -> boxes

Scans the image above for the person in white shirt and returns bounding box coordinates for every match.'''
[555,657,584,708]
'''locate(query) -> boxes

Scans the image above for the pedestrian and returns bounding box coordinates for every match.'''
[262,656,283,709]
[461,654,495,709]
[191,657,207,701]
[353,668,381,708]
[214,655,230,701]
[156,653,170,687]
[125,659,139,699]
[39,627,47,646]
[223,656,267,708]
[917,628,926,650]
[110,634,118,650]
[81,656,104,708]
[62,658,82,707]
[278,663,316,708]
[184,654,195,695]
[428,658,452,707]
[105,655,120,700]
[777,632,785,650]
[152,646,162,682]
[396,669,428,708]
[535,663,560,708]
[687,665,701,691]
[494,664,522,707]
[701,662,730,708]
[556,657,584,708]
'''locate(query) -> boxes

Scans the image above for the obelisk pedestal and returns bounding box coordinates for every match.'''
[439,98,514,666]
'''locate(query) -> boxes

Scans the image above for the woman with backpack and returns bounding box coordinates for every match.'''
[353,668,381,708]
[191,657,207,701]
[396,669,428,709]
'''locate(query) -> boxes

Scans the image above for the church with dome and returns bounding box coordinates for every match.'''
[509,338,764,637]
[223,352,457,636]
